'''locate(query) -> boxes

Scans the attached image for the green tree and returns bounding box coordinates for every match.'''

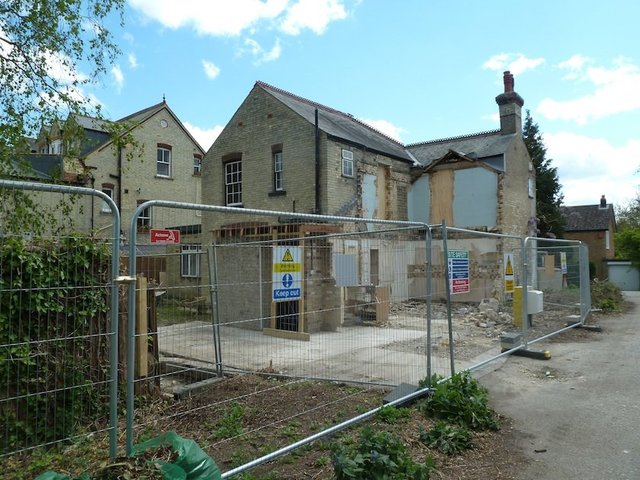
[615,193,640,264]
[0,0,126,233]
[523,111,565,238]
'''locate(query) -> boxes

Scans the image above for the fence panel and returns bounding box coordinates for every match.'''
[522,237,589,346]
[125,201,439,474]
[0,180,120,460]
[429,226,525,375]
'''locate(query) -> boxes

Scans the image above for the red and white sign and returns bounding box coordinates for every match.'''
[150,228,181,244]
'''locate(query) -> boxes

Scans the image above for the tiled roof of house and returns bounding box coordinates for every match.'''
[407,130,516,167]
[12,154,63,180]
[256,81,415,164]
[561,204,615,231]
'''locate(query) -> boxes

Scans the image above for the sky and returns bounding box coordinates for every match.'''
[78,0,640,209]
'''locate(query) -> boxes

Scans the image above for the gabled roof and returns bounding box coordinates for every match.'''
[561,204,616,232]
[256,81,414,164]
[117,101,165,124]
[407,130,516,167]
[93,100,205,154]
[422,149,503,174]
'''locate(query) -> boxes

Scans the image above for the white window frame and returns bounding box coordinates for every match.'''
[157,147,172,177]
[101,187,113,213]
[193,156,202,175]
[341,149,354,177]
[181,244,201,278]
[225,160,242,206]
[605,230,610,250]
[273,151,283,191]
[137,205,151,230]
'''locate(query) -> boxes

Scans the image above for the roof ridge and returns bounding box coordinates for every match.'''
[256,80,405,147]
[116,100,165,123]
[406,129,501,148]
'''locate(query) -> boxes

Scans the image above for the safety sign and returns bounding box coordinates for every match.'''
[448,249,470,294]
[504,253,515,293]
[272,246,302,301]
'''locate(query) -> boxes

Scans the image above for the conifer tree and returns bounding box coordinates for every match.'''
[523,111,565,238]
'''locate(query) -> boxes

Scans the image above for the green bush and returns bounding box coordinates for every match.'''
[332,426,435,480]
[417,372,499,431]
[590,279,624,312]
[0,236,111,454]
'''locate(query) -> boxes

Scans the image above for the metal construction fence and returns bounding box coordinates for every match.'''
[0,179,120,460]
[1,181,593,478]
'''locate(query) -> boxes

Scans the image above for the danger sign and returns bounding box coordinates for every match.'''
[504,253,515,293]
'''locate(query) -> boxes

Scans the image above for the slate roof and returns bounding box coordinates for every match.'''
[12,154,63,180]
[561,204,615,231]
[407,130,516,167]
[254,81,522,170]
[256,81,415,164]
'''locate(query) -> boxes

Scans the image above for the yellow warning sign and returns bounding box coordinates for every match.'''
[282,248,294,262]
[505,256,513,276]
[504,253,515,293]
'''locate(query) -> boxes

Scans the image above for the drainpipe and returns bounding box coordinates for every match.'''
[117,146,123,212]
[315,108,320,214]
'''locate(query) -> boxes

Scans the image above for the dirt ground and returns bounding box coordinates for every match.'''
[136,374,530,480]
[8,297,598,480]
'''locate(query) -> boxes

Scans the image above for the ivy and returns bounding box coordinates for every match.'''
[0,235,112,454]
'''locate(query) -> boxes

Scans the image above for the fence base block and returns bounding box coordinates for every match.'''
[383,383,426,406]
[502,348,552,360]
[566,319,603,332]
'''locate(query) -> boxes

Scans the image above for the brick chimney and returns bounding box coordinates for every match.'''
[495,71,524,135]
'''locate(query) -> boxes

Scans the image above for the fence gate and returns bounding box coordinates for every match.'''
[0,179,121,460]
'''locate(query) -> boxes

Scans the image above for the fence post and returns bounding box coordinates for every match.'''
[441,222,456,376]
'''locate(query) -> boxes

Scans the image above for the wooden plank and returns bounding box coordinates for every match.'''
[135,275,148,378]
[262,327,310,341]
[375,286,390,324]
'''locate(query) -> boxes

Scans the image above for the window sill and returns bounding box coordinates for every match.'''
[155,175,173,180]
[268,190,287,197]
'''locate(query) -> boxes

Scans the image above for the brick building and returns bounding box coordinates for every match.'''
[561,195,617,279]
[201,72,536,334]
[22,101,206,287]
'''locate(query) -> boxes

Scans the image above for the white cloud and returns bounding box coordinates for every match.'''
[359,118,404,142]
[242,38,282,64]
[537,60,640,125]
[184,122,224,150]
[128,0,348,37]
[128,53,139,69]
[558,54,592,80]
[483,53,544,76]
[202,60,221,79]
[544,131,640,206]
[279,0,347,35]
[111,65,124,92]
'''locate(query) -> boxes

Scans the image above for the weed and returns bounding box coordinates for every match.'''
[418,371,499,431]
[215,402,245,439]
[331,426,435,479]
[419,421,473,455]
[375,405,411,424]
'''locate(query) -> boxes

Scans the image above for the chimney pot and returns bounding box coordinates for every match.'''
[600,195,607,208]
[503,71,514,93]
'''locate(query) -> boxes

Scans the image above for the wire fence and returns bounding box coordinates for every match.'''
[0,180,120,461]
[0,182,593,479]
